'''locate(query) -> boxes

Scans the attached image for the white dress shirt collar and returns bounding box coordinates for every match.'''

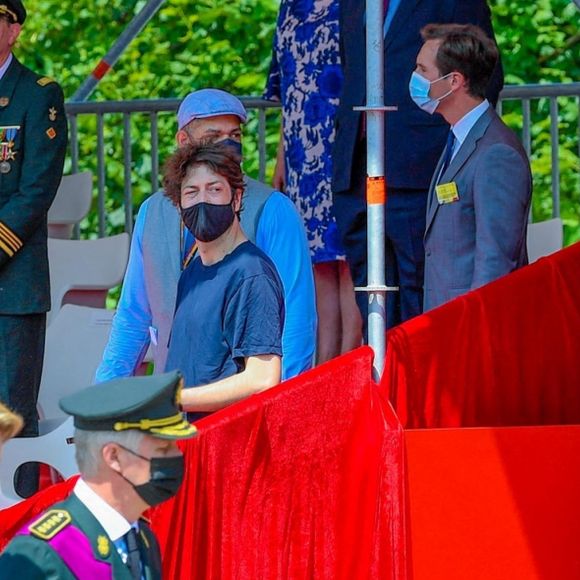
[73,478,134,542]
[450,99,490,157]
[0,53,13,82]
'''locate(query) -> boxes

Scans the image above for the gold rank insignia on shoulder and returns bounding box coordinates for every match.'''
[49,107,57,121]
[97,535,110,557]
[29,509,72,540]
[37,76,56,87]
[0,97,8,107]
[46,127,57,140]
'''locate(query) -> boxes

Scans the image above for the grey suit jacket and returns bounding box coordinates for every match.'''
[423,107,532,311]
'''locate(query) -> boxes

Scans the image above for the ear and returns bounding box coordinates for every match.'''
[451,71,467,90]
[8,23,21,46]
[176,129,190,148]
[102,443,122,472]
[233,188,244,213]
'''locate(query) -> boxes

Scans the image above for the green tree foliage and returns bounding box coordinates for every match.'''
[18,0,280,237]
[491,0,580,244]
[15,0,580,244]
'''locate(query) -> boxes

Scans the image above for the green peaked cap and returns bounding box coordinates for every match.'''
[59,371,197,440]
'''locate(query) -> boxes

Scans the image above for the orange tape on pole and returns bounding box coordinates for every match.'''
[93,60,112,80]
[367,176,386,205]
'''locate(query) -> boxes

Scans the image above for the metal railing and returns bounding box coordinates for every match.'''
[64,83,580,237]
[498,82,580,220]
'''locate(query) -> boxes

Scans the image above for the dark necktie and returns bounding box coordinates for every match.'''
[125,527,142,580]
[439,130,456,180]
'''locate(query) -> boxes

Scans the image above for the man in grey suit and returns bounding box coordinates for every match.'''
[412,23,532,311]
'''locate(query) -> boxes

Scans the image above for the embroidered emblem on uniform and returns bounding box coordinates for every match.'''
[49,107,57,121]
[29,509,72,540]
[37,76,56,87]
[0,126,20,173]
[0,97,8,107]
[97,534,111,557]
[46,127,57,140]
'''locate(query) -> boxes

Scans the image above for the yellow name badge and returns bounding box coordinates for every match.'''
[435,181,459,205]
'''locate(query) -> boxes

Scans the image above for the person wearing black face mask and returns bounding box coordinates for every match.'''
[0,371,197,579]
[95,89,316,390]
[162,142,285,420]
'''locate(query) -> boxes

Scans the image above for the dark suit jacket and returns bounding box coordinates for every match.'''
[0,56,67,314]
[0,493,162,579]
[332,0,504,193]
[423,107,532,310]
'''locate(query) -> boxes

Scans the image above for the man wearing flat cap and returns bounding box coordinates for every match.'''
[0,0,68,496]
[96,88,317,386]
[0,371,196,579]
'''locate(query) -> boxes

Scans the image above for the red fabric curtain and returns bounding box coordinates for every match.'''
[0,348,407,579]
[383,242,580,429]
[149,347,406,579]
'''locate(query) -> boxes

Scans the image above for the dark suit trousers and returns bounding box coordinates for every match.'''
[334,145,426,335]
[0,313,46,496]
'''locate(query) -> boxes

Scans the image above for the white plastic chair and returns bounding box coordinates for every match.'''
[527,217,563,263]
[48,171,93,239]
[0,418,77,508]
[38,305,115,421]
[48,233,130,324]
[0,305,114,507]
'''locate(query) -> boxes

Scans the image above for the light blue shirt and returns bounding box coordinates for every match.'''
[96,190,316,382]
[384,0,403,36]
[450,99,490,160]
[0,53,13,81]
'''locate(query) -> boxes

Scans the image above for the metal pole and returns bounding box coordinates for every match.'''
[354,0,397,380]
[71,0,167,102]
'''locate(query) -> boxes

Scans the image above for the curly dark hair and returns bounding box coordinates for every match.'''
[162,141,245,208]
[420,23,498,99]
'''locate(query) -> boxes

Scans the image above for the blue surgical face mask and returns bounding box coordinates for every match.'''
[409,71,453,115]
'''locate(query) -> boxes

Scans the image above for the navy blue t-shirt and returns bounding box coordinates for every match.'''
[165,241,285,394]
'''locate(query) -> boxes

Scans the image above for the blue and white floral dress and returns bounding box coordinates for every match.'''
[264,0,345,263]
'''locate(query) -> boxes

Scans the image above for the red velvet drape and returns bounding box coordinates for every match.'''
[383,242,580,428]
[149,347,406,579]
[4,244,579,576]
[0,348,407,579]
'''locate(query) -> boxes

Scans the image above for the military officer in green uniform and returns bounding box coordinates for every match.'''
[0,0,68,496]
[0,370,197,579]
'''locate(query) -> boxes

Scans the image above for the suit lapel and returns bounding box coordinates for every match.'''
[138,525,161,580]
[0,57,23,115]
[425,151,446,231]
[384,0,421,48]
[425,108,494,234]
[63,494,133,580]
[441,109,493,184]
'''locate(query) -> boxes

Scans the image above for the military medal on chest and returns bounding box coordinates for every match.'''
[0,126,20,174]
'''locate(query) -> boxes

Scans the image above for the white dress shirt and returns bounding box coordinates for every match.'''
[73,478,137,563]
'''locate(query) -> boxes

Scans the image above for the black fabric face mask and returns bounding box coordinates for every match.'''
[186,135,243,159]
[117,445,185,507]
[217,138,243,159]
[181,201,235,242]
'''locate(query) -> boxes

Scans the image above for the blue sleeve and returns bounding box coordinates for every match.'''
[226,274,284,361]
[94,199,153,382]
[256,193,317,379]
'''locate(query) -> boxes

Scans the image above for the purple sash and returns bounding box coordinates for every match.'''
[18,524,111,579]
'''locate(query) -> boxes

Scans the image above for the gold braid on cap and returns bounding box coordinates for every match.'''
[0,6,17,22]
[113,413,184,432]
